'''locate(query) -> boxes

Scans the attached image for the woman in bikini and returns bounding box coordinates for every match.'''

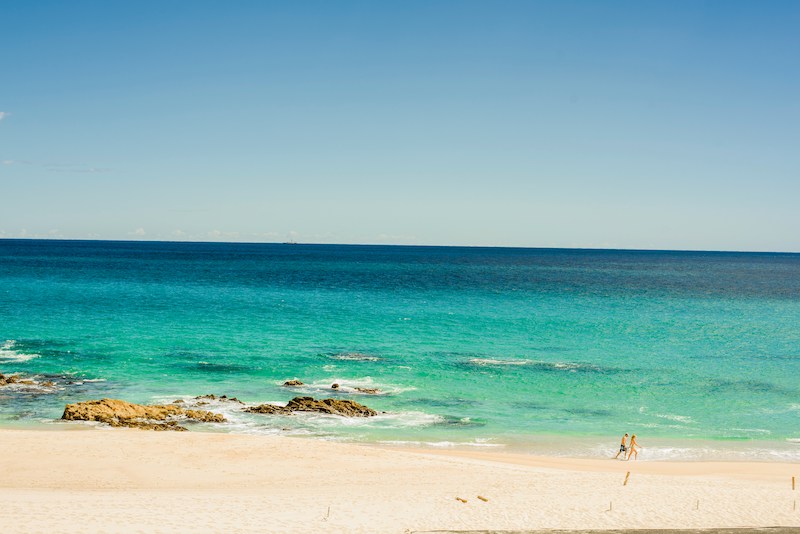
[626,434,640,460]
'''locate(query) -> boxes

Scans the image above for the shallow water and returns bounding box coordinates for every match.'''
[1,239,799,460]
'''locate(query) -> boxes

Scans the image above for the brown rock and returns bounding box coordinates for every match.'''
[287,396,377,417]
[61,398,226,431]
[244,403,286,414]
[354,387,380,395]
[191,394,244,404]
[283,379,304,387]
[245,396,377,418]
[184,409,226,423]
[331,383,340,389]
[0,373,33,386]
[0,372,57,391]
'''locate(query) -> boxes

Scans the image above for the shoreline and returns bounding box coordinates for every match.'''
[1,428,798,533]
[5,416,800,463]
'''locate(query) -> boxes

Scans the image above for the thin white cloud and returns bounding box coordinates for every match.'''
[0,112,7,121]
[129,228,146,237]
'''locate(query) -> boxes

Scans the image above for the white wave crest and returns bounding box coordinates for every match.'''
[468,358,532,366]
[329,352,380,362]
[280,376,416,396]
[0,340,40,362]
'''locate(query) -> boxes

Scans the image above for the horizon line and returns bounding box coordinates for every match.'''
[2,236,799,256]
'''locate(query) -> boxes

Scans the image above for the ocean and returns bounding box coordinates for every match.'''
[1,239,799,460]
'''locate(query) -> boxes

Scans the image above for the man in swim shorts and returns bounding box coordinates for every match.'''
[614,433,628,459]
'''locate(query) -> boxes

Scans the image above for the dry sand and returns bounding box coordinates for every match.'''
[0,428,798,533]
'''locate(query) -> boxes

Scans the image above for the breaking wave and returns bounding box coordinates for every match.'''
[466,358,613,373]
[327,352,381,362]
[0,340,40,362]
[279,376,415,396]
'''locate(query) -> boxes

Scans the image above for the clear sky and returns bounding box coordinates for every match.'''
[1,1,798,251]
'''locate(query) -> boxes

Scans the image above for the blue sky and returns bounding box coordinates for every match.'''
[1,1,798,251]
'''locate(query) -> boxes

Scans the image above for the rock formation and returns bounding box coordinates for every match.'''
[245,396,377,417]
[283,379,304,387]
[0,372,40,387]
[354,387,380,395]
[192,394,244,404]
[62,398,226,431]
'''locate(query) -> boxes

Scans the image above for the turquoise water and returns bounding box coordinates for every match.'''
[1,240,799,459]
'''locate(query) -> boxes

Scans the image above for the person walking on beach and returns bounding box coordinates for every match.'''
[614,433,628,459]
[626,434,640,460]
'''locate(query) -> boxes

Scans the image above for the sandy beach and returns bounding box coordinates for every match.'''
[0,428,798,533]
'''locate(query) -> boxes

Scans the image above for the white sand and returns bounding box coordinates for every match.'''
[1,428,798,533]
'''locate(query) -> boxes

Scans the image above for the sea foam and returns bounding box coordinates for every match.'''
[0,340,40,362]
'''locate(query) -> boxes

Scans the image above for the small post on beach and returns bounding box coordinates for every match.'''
[623,471,630,486]
[608,501,612,512]
[695,499,700,510]
[793,476,796,491]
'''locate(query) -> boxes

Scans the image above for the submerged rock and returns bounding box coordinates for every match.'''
[245,396,378,417]
[244,403,286,415]
[61,398,226,431]
[1,373,27,386]
[331,383,340,389]
[354,387,380,395]
[283,379,304,387]
[190,394,244,404]
[0,372,51,388]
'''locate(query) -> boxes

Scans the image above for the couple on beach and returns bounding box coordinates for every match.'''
[613,433,640,460]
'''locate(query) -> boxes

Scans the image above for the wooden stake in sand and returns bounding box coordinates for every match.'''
[477,495,489,502]
[793,476,796,491]
[456,497,468,503]
[623,471,631,486]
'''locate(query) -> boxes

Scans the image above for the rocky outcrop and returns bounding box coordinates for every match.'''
[191,394,244,404]
[245,403,286,415]
[0,372,35,386]
[245,396,378,417]
[0,372,50,387]
[354,387,380,395]
[283,379,304,387]
[62,398,226,431]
